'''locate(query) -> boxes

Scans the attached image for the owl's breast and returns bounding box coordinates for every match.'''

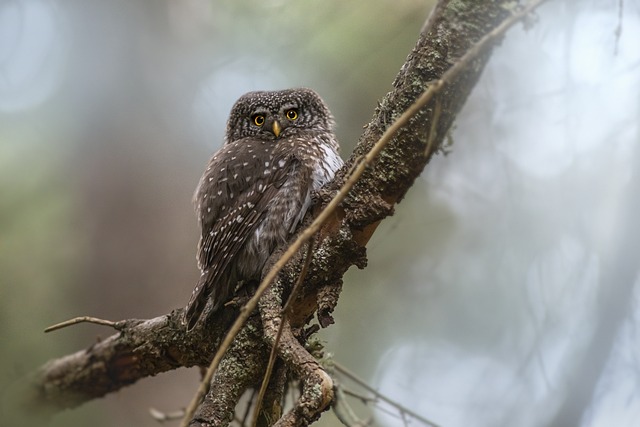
[311,138,343,191]
[286,133,343,192]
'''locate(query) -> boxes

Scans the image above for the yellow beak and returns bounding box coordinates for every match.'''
[272,120,282,138]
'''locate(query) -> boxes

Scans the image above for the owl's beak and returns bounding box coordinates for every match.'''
[271,120,282,138]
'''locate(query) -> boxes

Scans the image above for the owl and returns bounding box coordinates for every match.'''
[184,88,343,331]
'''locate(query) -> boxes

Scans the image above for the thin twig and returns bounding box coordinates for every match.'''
[333,382,372,427]
[342,388,376,404]
[251,237,316,427]
[334,362,440,427]
[179,1,547,425]
[44,316,120,333]
[282,237,316,315]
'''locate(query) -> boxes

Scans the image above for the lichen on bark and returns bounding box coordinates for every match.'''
[18,1,527,425]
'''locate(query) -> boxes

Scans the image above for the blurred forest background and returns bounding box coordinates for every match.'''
[2,0,640,426]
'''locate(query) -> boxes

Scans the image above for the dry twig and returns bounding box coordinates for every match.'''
[44,316,121,333]
[333,362,440,427]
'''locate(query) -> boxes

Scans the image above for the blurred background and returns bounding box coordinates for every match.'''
[1,0,639,426]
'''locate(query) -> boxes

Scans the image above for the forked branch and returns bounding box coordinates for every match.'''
[21,1,547,426]
[182,0,547,423]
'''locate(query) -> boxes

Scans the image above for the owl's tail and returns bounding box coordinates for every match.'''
[183,272,210,332]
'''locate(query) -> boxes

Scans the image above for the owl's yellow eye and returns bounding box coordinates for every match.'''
[285,109,298,121]
[253,114,265,126]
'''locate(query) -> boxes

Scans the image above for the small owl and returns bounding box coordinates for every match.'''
[184,88,343,331]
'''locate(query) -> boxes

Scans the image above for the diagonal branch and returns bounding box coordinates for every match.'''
[182,1,547,422]
[19,1,548,426]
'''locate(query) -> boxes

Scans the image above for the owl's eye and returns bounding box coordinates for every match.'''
[253,114,265,126]
[285,109,298,121]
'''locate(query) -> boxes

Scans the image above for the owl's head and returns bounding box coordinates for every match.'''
[225,88,335,144]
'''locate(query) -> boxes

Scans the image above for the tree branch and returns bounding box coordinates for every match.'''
[20,0,547,425]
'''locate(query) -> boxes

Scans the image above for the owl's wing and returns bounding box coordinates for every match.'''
[184,142,304,330]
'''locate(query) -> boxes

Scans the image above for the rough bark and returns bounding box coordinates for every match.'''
[19,0,527,425]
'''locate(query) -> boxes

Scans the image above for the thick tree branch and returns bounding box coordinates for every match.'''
[23,310,228,415]
[20,0,546,425]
